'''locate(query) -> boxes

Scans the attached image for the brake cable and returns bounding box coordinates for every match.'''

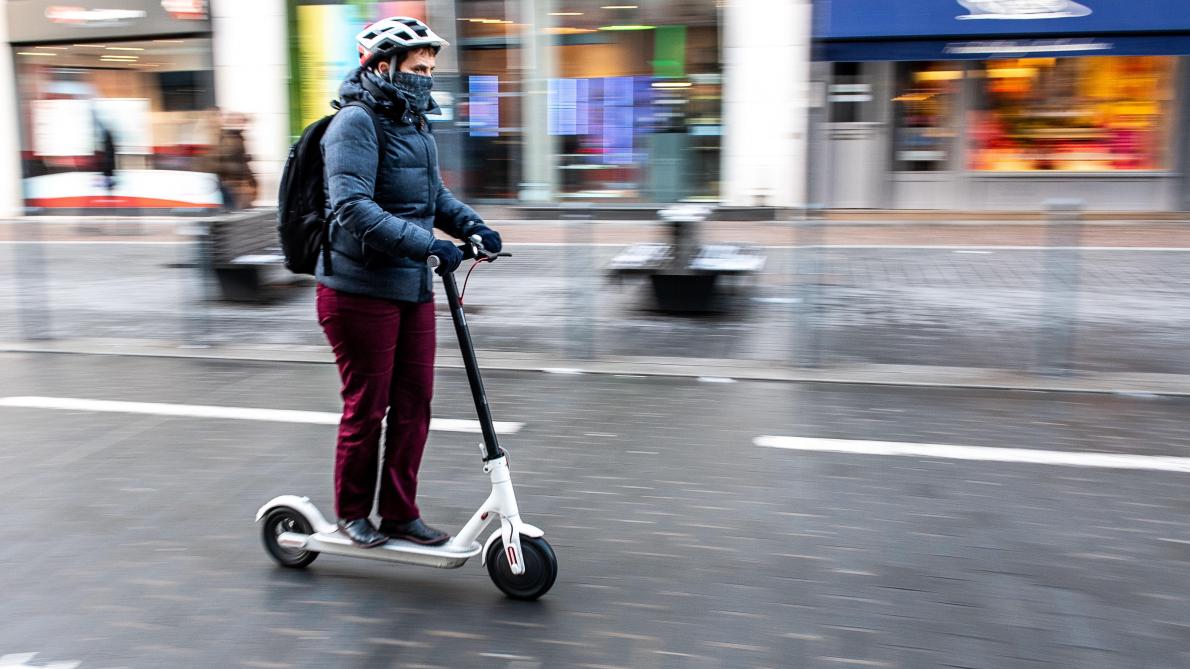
[459,257,492,305]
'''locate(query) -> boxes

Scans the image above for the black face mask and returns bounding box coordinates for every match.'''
[389,71,434,113]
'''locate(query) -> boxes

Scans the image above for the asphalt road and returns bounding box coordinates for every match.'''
[3,353,1190,668]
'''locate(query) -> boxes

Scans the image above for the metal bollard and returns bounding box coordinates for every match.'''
[1037,198,1083,376]
[177,218,212,347]
[792,204,826,368]
[14,216,53,341]
[561,201,595,360]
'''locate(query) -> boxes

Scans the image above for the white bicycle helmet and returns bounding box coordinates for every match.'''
[356,17,448,66]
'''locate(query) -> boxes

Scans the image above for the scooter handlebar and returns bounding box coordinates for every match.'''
[426,237,511,269]
[465,235,511,261]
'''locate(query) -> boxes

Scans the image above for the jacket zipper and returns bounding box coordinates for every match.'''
[416,114,433,299]
[417,115,432,209]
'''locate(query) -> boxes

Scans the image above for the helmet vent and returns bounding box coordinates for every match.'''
[356,16,449,59]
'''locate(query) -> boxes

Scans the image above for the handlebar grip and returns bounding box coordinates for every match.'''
[427,254,441,269]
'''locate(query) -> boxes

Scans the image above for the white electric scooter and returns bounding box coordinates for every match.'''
[255,238,558,600]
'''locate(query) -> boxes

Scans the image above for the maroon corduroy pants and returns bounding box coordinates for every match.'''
[316,283,435,522]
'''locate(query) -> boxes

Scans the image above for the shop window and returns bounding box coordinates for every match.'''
[468,75,500,138]
[14,37,220,209]
[454,0,721,201]
[970,56,1176,172]
[892,62,960,172]
[157,70,216,112]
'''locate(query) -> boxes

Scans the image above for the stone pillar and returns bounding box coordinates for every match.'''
[518,0,556,202]
[425,0,466,193]
[721,0,812,208]
[210,0,290,206]
[0,8,24,217]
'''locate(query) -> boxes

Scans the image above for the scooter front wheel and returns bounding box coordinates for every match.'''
[261,507,319,568]
[486,535,558,600]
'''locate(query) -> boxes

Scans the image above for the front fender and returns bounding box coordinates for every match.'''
[480,519,545,566]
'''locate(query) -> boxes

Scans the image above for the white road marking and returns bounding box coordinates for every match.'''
[0,654,81,669]
[755,435,1190,473]
[2,241,1188,252]
[0,239,1185,252]
[698,377,736,384]
[0,396,522,434]
[504,242,1190,252]
[759,245,1190,252]
[0,240,186,245]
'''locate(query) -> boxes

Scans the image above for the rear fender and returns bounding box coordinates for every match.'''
[255,495,336,534]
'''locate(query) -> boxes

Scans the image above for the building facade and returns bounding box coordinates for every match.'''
[1,0,812,215]
[286,0,811,207]
[13,1,1190,215]
[813,0,1190,211]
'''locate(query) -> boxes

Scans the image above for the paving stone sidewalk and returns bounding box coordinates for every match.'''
[3,236,1188,375]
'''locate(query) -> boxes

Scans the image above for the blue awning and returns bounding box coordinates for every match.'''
[816,0,1190,41]
[820,34,1190,61]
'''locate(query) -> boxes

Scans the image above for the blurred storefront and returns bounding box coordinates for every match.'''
[454,0,722,203]
[814,0,1190,211]
[2,0,793,214]
[5,0,221,212]
[285,0,724,204]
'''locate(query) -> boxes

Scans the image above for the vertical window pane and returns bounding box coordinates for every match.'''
[468,75,499,138]
[893,62,959,172]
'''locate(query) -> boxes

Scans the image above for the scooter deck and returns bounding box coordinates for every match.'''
[279,530,483,569]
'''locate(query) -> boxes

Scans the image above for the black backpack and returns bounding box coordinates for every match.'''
[277,101,386,276]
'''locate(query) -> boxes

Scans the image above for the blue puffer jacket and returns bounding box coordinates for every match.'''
[316,67,482,303]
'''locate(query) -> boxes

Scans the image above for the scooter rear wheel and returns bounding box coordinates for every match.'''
[486,535,557,600]
[262,507,319,568]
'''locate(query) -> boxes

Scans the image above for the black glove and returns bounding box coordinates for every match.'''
[470,225,502,254]
[428,239,464,275]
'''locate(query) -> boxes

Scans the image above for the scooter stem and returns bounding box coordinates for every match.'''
[440,269,503,461]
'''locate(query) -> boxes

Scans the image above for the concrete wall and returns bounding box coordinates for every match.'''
[0,9,23,217]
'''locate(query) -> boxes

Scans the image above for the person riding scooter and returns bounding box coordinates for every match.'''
[317,16,503,548]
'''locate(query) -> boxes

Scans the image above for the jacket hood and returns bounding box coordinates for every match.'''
[338,67,441,118]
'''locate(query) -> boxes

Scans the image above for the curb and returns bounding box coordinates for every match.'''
[3,341,1188,397]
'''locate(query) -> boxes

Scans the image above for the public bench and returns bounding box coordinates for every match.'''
[206,209,288,301]
[607,205,766,312]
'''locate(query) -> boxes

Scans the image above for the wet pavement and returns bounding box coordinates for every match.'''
[3,352,1190,668]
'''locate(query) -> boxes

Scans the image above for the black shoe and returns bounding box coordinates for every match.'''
[337,518,388,548]
[380,518,450,546]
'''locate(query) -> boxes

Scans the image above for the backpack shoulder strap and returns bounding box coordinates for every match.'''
[342,100,386,162]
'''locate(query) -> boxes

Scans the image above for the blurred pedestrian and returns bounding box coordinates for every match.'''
[316,17,503,548]
[208,111,257,211]
[95,123,117,204]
